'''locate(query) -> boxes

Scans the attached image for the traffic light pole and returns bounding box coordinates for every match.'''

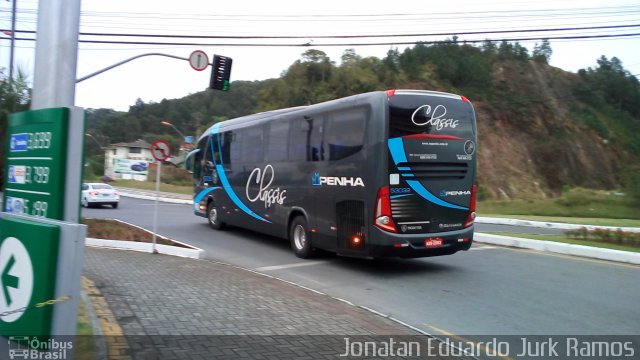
[76,53,191,83]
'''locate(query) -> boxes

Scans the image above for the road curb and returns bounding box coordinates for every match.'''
[117,191,192,205]
[475,233,640,265]
[85,238,205,259]
[84,218,205,259]
[81,276,131,360]
[476,216,640,233]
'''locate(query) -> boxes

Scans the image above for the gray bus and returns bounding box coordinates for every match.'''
[188,90,477,259]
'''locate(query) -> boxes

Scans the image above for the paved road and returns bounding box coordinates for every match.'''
[83,198,640,348]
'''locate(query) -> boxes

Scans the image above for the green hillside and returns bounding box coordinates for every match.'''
[3,40,639,200]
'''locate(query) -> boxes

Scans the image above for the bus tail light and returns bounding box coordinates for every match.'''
[350,234,365,249]
[464,184,477,228]
[375,186,397,233]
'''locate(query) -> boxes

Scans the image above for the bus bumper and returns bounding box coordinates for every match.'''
[340,226,474,259]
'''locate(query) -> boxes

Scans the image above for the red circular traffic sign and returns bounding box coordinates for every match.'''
[189,50,209,71]
[151,140,171,162]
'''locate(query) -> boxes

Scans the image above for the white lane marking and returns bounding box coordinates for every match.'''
[254,261,328,272]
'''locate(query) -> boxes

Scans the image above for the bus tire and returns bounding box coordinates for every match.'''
[207,201,225,230]
[290,216,313,258]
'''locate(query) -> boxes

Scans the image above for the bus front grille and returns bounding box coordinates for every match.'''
[398,162,468,180]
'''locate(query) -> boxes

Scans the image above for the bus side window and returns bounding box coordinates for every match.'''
[193,136,208,179]
[289,115,324,162]
[241,126,264,163]
[266,119,289,162]
[326,109,366,161]
[221,131,233,165]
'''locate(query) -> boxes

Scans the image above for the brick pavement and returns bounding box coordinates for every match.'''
[83,248,467,359]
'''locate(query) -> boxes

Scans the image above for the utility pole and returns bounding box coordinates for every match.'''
[31,0,81,109]
[9,0,17,80]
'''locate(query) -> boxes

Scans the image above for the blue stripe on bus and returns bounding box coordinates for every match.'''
[193,187,221,212]
[211,124,272,223]
[406,180,468,211]
[387,137,408,165]
[397,167,411,171]
[194,187,220,203]
[390,194,414,199]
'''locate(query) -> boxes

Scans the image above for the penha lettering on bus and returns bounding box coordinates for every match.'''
[312,173,365,187]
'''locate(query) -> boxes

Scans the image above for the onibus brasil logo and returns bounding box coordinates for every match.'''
[7,336,73,360]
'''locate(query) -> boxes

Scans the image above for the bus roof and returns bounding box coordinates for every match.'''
[199,89,468,140]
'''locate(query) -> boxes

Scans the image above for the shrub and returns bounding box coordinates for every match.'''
[564,227,640,248]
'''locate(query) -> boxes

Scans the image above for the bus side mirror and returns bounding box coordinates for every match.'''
[184,148,200,174]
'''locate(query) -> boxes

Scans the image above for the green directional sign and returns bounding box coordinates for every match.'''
[3,108,71,220]
[0,216,59,336]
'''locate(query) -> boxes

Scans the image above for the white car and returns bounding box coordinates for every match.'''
[81,183,119,208]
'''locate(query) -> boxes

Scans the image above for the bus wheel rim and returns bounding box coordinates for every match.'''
[294,225,306,249]
[209,206,218,224]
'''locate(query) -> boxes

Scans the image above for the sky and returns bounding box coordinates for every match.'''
[1,0,639,111]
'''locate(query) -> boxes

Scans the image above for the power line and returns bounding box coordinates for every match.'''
[4,23,639,41]
[5,32,639,48]
[4,4,640,20]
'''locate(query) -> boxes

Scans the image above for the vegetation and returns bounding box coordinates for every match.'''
[0,69,31,185]
[565,227,640,248]
[82,218,190,247]
[80,40,639,201]
[479,188,640,220]
[103,178,192,195]
[1,39,638,203]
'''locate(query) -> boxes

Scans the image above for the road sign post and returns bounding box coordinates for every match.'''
[150,141,171,253]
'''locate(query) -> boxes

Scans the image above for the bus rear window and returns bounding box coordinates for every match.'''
[389,95,474,138]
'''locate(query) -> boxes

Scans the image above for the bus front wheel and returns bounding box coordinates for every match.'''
[207,202,225,230]
[290,216,313,258]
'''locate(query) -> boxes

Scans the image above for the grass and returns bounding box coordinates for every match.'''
[82,218,191,248]
[478,214,640,228]
[478,187,640,226]
[106,179,192,195]
[489,232,640,253]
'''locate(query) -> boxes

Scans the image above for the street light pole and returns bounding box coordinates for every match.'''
[85,133,105,149]
[161,121,187,141]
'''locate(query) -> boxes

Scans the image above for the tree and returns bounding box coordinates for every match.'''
[0,69,32,187]
[532,39,553,63]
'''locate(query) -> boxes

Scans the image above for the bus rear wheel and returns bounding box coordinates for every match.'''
[207,202,225,230]
[290,216,313,258]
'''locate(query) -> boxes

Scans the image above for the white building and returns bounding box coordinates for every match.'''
[104,139,155,181]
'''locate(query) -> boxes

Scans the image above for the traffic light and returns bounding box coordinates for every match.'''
[209,55,232,91]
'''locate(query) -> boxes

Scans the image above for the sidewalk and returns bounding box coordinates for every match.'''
[83,248,464,359]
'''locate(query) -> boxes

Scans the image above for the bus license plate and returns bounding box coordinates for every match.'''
[425,238,443,247]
